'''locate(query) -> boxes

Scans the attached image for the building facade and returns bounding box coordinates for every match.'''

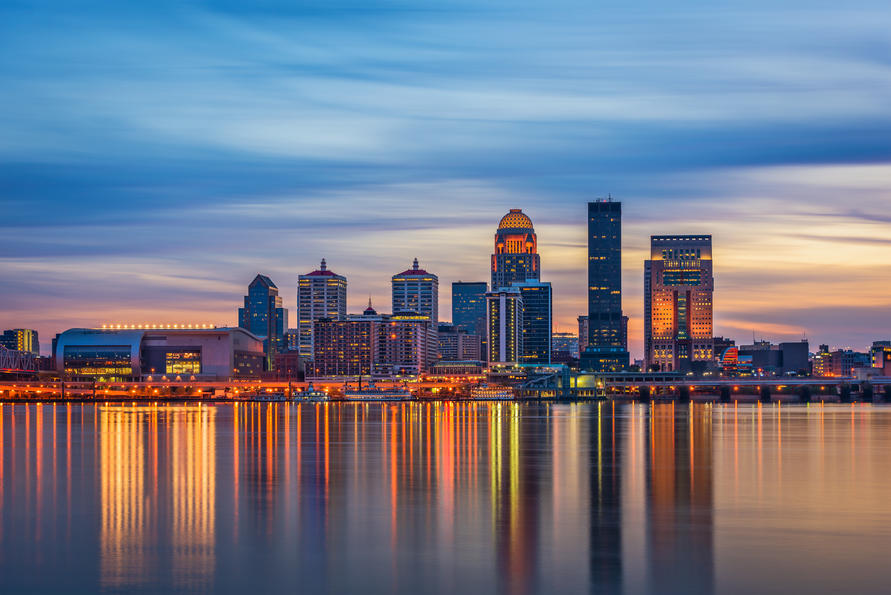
[437,324,482,361]
[452,281,488,354]
[491,209,540,290]
[392,258,439,326]
[644,235,714,373]
[297,259,347,359]
[486,289,523,365]
[54,327,265,380]
[311,318,376,378]
[581,199,629,371]
[0,328,39,355]
[514,280,552,365]
[238,274,288,370]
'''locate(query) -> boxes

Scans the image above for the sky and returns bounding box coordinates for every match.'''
[1,0,890,359]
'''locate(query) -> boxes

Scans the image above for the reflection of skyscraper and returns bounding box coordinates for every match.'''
[238,274,288,370]
[644,236,714,372]
[582,199,629,371]
[589,402,623,593]
[645,403,713,594]
[491,209,540,290]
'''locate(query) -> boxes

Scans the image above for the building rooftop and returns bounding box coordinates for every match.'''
[498,208,534,230]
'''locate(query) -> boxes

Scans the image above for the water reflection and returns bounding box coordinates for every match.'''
[1,401,890,593]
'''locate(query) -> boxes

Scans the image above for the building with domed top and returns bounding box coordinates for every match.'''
[491,209,540,291]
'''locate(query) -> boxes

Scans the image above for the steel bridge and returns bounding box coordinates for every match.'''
[0,346,37,376]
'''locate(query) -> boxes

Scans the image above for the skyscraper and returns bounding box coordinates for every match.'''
[391,258,439,325]
[491,209,540,290]
[486,288,523,365]
[644,235,714,372]
[452,281,487,335]
[238,274,288,370]
[513,280,552,365]
[0,328,39,355]
[297,259,347,359]
[581,199,629,371]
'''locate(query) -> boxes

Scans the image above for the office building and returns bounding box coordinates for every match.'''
[644,235,714,373]
[581,199,629,371]
[392,258,439,326]
[491,209,540,290]
[311,318,376,378]
[486,288,523,365]
[297,259,347,359]
[0,328,39,355]
[871,341,891,374]
[813,346,871,377]
[238,274,288,370]
[734,340,809,376]
[577,316,589,354]
[452,281,488,354]
[54,327,265,380]
[437,324,482,361]
[514,280,552,365]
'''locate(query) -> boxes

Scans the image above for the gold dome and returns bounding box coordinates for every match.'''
[498,209,533,230]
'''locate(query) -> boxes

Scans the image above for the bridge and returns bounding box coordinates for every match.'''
[517,371,891,403]
[0,346,37,378]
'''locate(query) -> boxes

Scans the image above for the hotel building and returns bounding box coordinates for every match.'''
[297,259,347,359]
[392,258,439,326]
[644,235,714,372]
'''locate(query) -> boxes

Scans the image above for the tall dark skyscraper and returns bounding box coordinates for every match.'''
[452,281,488,355]
[581,199,629,371]
[238,274,288,370]
[514,279,552,365]
[491,209,540,290]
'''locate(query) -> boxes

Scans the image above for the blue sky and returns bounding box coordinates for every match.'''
[1,0,890,357]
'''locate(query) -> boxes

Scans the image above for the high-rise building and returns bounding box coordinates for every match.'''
[311,318,376,378]
[452,281,488,350]
[514,280,552,365]
[238,274,288,370]
[644,235,714,373]
[297,259,347,359]
[0,328,39,355]
[437,324,482,361]
[581,199,629,371]
[491,209,540,290]
[392,258,439,326]
[486,288,523,365]
[577,316,589,354]
[377,313,436,376]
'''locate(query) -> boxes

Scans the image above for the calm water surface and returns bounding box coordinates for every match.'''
[0,401,889,594]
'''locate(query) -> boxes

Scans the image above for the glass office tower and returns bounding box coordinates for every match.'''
[452,281,488,356]
[238,274,288,371]
[514,280,552,365]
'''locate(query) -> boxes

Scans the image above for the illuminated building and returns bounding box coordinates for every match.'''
[486,288,523,365]
[297,259,347,359]
[310,307,435,378]
[437,323,482,361]
[452,281,488,354]
[644,235,714,373]
[514,280,552,364]
[871,341,891,374]
[311,318,376,378]
[551,331,579,364]
[392,258,439,327]
[577,316,589,354]
[238,274,288,370]
[0,328,39,355]
[491,209,540,290]
[735,340,810,376]
[581,199,629,372]
[813,345,871,377]
[54,327,265,380]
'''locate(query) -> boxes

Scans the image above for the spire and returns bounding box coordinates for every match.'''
[367,296,373,309]
[412,257,419,271]
[320,258,327,271]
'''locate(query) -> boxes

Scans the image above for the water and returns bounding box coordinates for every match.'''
[0,401,889,594]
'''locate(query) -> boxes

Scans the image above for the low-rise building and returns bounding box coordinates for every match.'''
[54,327,265,380]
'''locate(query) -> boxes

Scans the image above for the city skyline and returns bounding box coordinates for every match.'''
[2,2,890,359]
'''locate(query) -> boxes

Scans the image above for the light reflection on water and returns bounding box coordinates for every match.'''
[0,401,890,594]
